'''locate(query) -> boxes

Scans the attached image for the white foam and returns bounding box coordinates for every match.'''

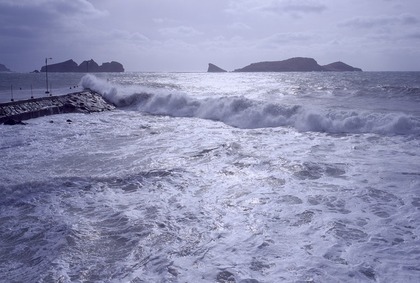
[2,71,420,281]
[81,74,420,136]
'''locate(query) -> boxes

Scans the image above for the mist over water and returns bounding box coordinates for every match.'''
[1,72,420,282]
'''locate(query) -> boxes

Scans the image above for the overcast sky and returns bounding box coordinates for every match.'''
[1,0,419,72]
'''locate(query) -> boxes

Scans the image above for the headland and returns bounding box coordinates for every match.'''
[208,57,362,72]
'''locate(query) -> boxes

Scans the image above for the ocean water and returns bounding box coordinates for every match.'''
[1,71,420,282]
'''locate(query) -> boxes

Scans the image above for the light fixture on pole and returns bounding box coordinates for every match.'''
[45,57,52,95]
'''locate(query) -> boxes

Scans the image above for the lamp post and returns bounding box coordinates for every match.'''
[45,57,52,95]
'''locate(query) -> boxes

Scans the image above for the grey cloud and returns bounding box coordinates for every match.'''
[109,30,151,43]
[159,26,203,38]
[2,0,420,72]
[340,14,419,29]
[228,22,252,31]
[259,32,314,48]
[269,0,327,14]
[0,0,106,39]
[225,0,264,14]
[403,32,420,40]
[0,0,106,18]
[226,0,326,16]
[51,0,107,17]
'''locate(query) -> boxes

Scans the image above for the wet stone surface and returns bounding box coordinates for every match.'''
[0,90,115,124]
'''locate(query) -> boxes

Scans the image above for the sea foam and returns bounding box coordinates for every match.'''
[81,74,420,136]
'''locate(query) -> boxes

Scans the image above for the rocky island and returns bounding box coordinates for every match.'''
[39,59,124,73]
[233,57,362,72]
[207,63,227,72]
[321,61,362,72]
[208,57,362,72]
[0,63,11,72]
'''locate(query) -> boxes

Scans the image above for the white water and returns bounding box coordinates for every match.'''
[1,72,420,282]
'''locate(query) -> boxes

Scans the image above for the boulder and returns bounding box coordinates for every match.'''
[208,63,227,72]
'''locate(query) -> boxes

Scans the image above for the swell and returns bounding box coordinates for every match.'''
[81,74,420,136]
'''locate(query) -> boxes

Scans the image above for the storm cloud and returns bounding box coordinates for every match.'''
[1,0,419,71]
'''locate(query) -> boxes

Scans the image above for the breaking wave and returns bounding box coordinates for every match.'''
[81,74,420,135]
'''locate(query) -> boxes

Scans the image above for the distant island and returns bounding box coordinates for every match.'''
[0,63,11,72]
[207,63,227,73]
[39,59,124,73]
[208,57,362,72]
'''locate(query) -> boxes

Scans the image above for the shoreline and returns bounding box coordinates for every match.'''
[0,90,115,125]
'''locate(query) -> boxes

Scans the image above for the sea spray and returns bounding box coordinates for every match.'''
[81,74,420,135]
[2,71,420,282]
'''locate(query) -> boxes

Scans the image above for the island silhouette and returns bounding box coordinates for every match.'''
[208,57,362,72]
[39,59,124,73]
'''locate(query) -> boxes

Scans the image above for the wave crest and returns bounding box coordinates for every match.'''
[81,75,420,135]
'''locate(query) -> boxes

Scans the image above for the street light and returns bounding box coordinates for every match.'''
[45,57,52,95]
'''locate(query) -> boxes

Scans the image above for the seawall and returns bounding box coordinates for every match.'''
[0,90,115,124]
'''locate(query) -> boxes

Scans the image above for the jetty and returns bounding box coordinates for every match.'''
[0,90,115,125]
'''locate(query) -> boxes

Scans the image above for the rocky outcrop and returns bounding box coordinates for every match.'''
[79,59,100,72]
[40,59,79,72]
[0,90,115,124]
[98,61,124,72]
[322,61,362,72]
[0,63,12,72]
[39,59,125,73]
[233,57,362,72]
[234,57,324,72]
[208,63,227,72]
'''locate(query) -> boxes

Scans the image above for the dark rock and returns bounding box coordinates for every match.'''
[3,118,26,125]
[208,63,227,72]
[41,59,79,72]
[233,57,362,72]
[0,63,11,72]
[217,270,236,283]
[359,266,376,280]
[78,59,100,72]
[322,61,362,71]
[31,70,40,73]
[40,59,125,73]
[98,61,125,72]
[63,103,77,112]
[234,57,325,72]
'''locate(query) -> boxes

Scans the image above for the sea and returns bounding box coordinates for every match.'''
[1,71,420,282]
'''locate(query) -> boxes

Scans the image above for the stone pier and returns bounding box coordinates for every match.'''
[0,90,115,125]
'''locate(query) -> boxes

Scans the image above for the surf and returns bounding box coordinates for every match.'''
[81,74,420,136]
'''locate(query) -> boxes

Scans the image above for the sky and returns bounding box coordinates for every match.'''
[1,0,420,72]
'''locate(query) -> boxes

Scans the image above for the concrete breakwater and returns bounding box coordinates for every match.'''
[0,90,115,124]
